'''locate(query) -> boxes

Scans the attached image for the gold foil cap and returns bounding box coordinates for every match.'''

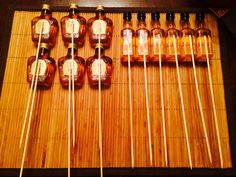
[95,43,104,49]
[96,5,104,11]
[40,43,49,49]
[69,3,78,9]
[42,4,50,10]
[68,43,77,49]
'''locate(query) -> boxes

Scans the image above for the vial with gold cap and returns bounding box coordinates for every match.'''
[58,43,85,88]
[27,43,56,88]
[87,5,113,48]
[61,3,87,47]
[31,4,59,48]
[86,43,113,87]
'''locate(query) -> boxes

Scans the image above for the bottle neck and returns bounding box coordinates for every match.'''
[39,48,50,58]
[67,48,77,57]
[69,8,79,17]
[95,48,105,57]
[180,20,190,29]
[41,9,52,18]
[196,20,205,29]
[96,10,105,18]
[152,20,161,29]
[138,20,146,28]
[166,20,176,29]
[123,20,132,28]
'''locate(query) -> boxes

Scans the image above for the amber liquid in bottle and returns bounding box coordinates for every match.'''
[87,5,113,48]
[61,4,86,47]
[180,12,196,62]
[58,44,85,88]
[31,4,59,48]
[165,12,180,62]
[150,12,165,62]
[27,43,56,88]
[195,12,213,61]
[120,12,135,63]
[86,44,113,88]
[135,12,150,62]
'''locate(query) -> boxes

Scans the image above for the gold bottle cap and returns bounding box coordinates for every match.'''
[68,43,77,49]
[40,43,49,49]
[96,5,104,11]
[42,4,50,10]
[69,3,78,9]
[95,43,104,49]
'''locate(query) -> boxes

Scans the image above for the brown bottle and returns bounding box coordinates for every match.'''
[58,43,85,88]
[180,12,196,61]
[87,5,113,48]
[150,12,166,62]
[27,43,56,88]
[165,12,180,62]
[120,12,136,63]
[86,43,113,87]
[135,12,150,62]
[61,4,86,47]
[195,12,213,61]
[31,4,59,48]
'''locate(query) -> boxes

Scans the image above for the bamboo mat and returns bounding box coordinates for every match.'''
[0,11,231,169]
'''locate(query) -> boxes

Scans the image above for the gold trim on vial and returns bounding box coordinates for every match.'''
[68,43,78,49]
[96,5,104,11]
[70,3,78,9]
[40,43,49,49]
[42,4,50,10]
[95,43,104,49]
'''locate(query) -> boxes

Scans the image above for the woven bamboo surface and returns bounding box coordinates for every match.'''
[0,11,231,169]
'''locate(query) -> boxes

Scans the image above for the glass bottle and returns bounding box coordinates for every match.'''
[120,12,136,63]
[27,43,56,88]
[87,5,113,49]
[61,4,86,47]
[31,4,59,48]
[195,12,213,61]
[150,12,166,62]
[135,12,150,62]
[86,43,113,87]
[180,12,196,61]
[165,12,180,61]
[58,43,85,88]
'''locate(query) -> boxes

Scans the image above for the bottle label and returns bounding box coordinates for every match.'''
[92,59,106,77]
[197,36,212,55]
[123,29,133,55]
[151,34,164,55]
[35,19,50,35]
[63,59,78,76]
[92,19,107,35]
[31,59,47,76]
[138,30,148,55]
[65,19,80,35]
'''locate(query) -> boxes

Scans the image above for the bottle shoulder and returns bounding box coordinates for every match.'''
[151,28,165,35]
[136,28,150,35]
[180,28,195,36]
[121,27,135,34]
[196,28,211,36]
[166,28,180,36]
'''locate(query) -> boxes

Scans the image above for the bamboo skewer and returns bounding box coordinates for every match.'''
[189,35,212,164]
[156,34,168,166]
[68,63,71,177]
[127,32,134,168]
[19,23,44,177]
[143,51,153,165]
[19,23,43,148]
[204,36,223,168]
[173,35,192,169]
[98,23,103,177]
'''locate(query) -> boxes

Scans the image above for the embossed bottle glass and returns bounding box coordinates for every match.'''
[120,12,135,63]
[31,4,59,48]
[195,12,213,61]
[87,5,113,48]
[27,43,56,88]
[180,12,196,61]
[150,12,166,62]
[61,4,86,47]
[58,44,85,88]
[135,12,150,62]
[165,12,180,61]
[86,44,113,87]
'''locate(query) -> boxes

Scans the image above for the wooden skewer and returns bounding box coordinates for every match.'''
[204,36,223,168]
[189,35,212,164]
[173,35,192,169]
[98,23,103,177]
[19,23,44,177]
[143,49,153,165]
[19,23,43,148]
[157,34,168,166]
[68,62,71,177]
[127,31,134,168]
